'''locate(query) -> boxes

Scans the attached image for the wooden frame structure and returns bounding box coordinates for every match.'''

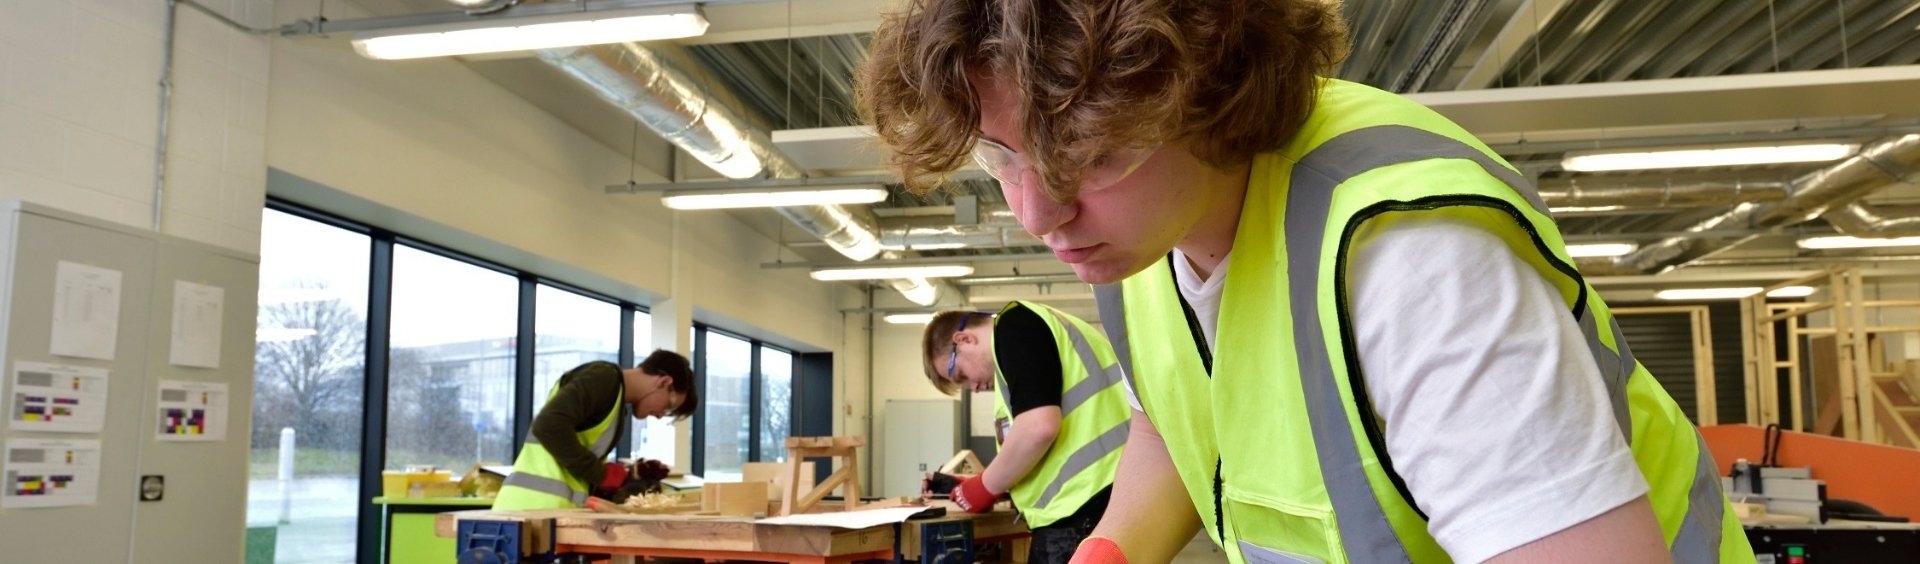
[1613,305,1717,424]
[1740,267,1920,448]
[779,436,865,516]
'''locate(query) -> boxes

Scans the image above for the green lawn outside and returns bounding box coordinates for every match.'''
[248,448,360,479]
[250,448,493,479]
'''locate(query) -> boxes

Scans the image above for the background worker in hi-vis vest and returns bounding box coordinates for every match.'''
[492,350,698,511]
[856,1,1753,564]
[917,302,1131,564]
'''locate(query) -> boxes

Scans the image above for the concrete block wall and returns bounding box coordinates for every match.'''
[0,0,270,253]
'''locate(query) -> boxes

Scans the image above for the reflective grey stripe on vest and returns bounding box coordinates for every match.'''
[1093,285,1139,407]
[502,471,588,505]
[521,405,624,459]
[1288,124,1719,561]
[1577,309,1633,443]
[1028,419,1130,510]
[1671,432,1727,564]
[1056,316,1126,417]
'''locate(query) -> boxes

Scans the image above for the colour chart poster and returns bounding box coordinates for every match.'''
[2,438,101,509]
[8,362,109,433]
[155,380,229,441]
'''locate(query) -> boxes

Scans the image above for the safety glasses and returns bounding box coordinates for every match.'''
[971,138,1159,193]
[945,312,983,384]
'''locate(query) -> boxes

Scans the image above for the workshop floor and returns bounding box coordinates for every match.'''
[1171,532,1228,564]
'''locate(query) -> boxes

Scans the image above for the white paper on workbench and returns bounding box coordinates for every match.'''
[755,506,933,529]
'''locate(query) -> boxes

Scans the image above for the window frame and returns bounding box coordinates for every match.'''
[263,198,808,560]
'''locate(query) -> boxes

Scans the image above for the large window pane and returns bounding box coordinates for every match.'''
[531,285,618,415]
[389,246,518,469]
[760,347,794,462]
[702,332,751,480]
[630,311,677,464]
[248,209,368,564]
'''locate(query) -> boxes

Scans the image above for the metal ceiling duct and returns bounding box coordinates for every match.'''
[1611,134,1920,273]
[879,224,1040,251]
[1541,176,1789,209]
[535,42,961,305]
[444,0,517,15]
[875,203,1039,250]
[1823,202,1920,236]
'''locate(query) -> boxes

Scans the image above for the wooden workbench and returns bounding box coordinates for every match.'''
[434,505,1027,564]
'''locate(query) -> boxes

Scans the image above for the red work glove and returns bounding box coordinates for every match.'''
[950,474,999,513]
[598,461,631,492]
[1069,536,1128,564]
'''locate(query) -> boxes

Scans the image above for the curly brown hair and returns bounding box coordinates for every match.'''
[857,0,1349,202]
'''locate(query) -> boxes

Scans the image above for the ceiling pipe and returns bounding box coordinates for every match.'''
[879,224,1041,251]
[535,42,962,305]
[1541,176,1789,209]
[1822,202,1920,237]
[1610,134,1920,273]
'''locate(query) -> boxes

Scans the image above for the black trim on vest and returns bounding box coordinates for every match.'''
[1333,194,1591,523]
[1165,253,1225,542]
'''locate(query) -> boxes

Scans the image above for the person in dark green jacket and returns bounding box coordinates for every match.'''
[493,349,697,510]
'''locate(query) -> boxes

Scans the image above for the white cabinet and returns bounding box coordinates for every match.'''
[882,399,960,497]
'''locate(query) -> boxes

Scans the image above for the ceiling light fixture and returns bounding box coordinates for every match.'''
[1796,235,1920,249]
[1560,143,1857,172]
[810,265,975,281]
[1654,286,1816,300]
[883,313,936,324]
[659,185,888,210]
[351,3,708,60]
[1549,205,1627,214]
[1564,242,1638,258]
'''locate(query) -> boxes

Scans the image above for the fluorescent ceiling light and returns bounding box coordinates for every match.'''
[352,4,708,60]
[1564,242,1637,258]
[1550,205,1627,214]
[1561,143,1857,172]
[810,265,975,281]
[883,313,936,324]
[661,186,887,210]
[1654,286,1815,300]
[1797,235,1920,249]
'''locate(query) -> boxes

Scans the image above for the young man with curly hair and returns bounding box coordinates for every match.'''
[856,2,1752,563]
[917,302,1130,564]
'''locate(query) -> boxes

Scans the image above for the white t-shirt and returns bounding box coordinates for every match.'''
[1128,217,1647,564]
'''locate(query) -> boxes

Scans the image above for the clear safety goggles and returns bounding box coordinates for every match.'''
[971,138,1159,193]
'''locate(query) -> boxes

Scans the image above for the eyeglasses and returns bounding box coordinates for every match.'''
[972,138,1159,192]
[946,312,983,384]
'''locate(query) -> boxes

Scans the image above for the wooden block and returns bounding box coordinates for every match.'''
[409,480,462,499]
[703,481,770,517]
[744,461,815,501]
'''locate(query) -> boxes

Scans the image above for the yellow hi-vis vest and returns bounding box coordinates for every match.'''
[1092,79,1753,564]
[988,300,1131,528]
[492,377,625,510]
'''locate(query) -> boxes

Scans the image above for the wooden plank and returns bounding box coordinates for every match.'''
[1742,297,1760,426]
[1695,308,1719,425]
[820,525,896,555]
[1766,303,1833,323]
[551,514,765,552]
[705,482,772,517]
[1834,271,1858,439]
[1850,269,1876,442]
[1787,315,1802,431]
[798,468,852,510]
[940,450,986,474]
[1872,387,1920,449]
[746,461,815,501]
